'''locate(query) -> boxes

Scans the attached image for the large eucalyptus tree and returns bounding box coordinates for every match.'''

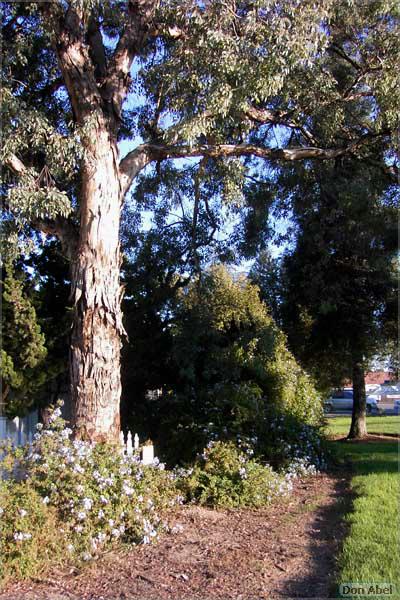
[2,0,398,441]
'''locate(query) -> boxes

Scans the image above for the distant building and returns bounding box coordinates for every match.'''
[365,371,395,385]
[343,371,396,388]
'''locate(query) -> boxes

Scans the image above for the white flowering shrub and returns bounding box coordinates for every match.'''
[0,405,324,583]
[0,404,178,582]
[176,440,318,509]
[0,479,70,583]
[283,457,318,479]
[259,412,327,471]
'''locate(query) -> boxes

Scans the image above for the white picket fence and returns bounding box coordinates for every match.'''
[119,431,155,465]
[0,413,155,467]
[0,411,38,447]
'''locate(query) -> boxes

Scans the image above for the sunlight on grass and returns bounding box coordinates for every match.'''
[325,416,400,438]
[328,423,400,597]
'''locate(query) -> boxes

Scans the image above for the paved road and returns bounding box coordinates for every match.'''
[326,400,399,418]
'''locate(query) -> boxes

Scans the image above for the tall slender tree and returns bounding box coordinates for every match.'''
[277,158,397,438]
[2,1,398,441]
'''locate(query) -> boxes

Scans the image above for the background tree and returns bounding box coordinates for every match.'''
[0,242,71,418]
[146,265,322,464]
[244,5,399,439]
[2,0,398,440]
[1,262,47,416]
[120,232,184,436]
[250,250,283,325]
[119,163,230,432]
[276,158,397,438]
[26,241,72,415]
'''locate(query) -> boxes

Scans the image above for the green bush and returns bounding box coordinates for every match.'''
[0,404,179,583]
[152,265,324,465]
[257,412,327,470]
[0,480,69,583]
[0,406,323,583]
[176,440,318,509]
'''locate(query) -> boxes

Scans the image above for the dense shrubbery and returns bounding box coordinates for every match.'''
[0,481,68,581]
[0,402,324,584]
[257,412,327,470]
[176,440,318,509]
[151,266,324,465]
[0,405,178,583]
[0,265,327,582]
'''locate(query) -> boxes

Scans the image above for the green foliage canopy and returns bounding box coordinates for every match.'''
[1,263,47,416]
[151,265,322,463]
[277,158,398,391]
[2,0,399,251]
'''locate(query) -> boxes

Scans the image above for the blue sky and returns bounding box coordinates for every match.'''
[118,78,290,269]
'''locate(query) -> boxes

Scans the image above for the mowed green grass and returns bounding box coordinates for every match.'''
[325,415,400,437]
[327,419,399,597]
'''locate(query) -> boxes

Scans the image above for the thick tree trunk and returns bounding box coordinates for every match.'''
[70,130,124,442]
[348,359,367,439]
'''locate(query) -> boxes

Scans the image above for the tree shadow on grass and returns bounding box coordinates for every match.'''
[334,438,399,475]
[279,438,398,598]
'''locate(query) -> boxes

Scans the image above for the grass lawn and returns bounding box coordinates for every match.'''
[325,415,400,438]
[327,418,400,598]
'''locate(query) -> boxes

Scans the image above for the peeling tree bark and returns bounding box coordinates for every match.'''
[70,128,124,442]
[39,3,129,443]
[32,1,160,443]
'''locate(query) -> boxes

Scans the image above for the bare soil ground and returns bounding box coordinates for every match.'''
[1,473,350,600]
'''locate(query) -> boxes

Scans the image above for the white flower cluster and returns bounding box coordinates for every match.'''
[172,466,194,479]
[285,457,318,479]
[239,466,247,479]
[14,531,32,541]
[268,416,325,469]
[13,403,178,562]
[48,407,62,423]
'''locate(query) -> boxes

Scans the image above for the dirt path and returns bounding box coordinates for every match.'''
[1,473,350,599]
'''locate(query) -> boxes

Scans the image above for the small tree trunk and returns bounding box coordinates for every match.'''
[70,130,124,443]
[348,359,367,439]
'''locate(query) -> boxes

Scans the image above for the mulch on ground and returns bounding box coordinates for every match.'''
[1,473,350,600]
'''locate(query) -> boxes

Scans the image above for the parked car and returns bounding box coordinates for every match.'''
[366,384,382,393]
[379,385,400,402]
[324,389,379,413]
[381,384,400,392]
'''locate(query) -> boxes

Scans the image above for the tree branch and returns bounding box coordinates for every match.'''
[244,106,293,124]
[119,145,155,195]
[86,15,108,81]
[102,0,159,120]
[119,132,388,197]
[4,153,78,258]
[177,104,318,145]
[4,153,26,176]
[328,43,363,72]
[39,3,102,124]
[244,105,317,145]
